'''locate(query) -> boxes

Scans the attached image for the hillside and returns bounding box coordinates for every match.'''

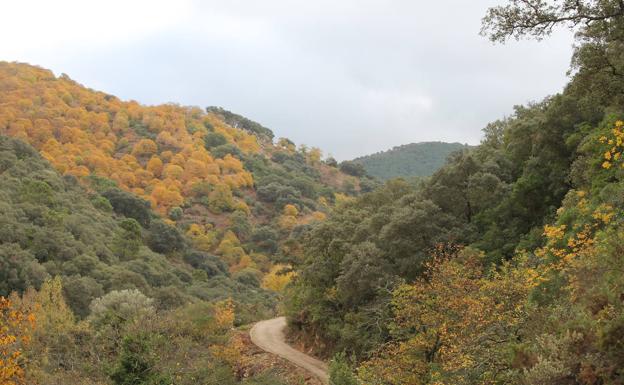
[352,141,469,180]
[0,135,290,384]
[287,1,624,384]
[0,61,371,277]
[0,61,370,385]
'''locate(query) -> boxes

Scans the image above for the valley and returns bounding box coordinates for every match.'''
[2,1,624,385]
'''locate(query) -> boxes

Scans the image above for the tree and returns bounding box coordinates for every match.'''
[0,296,34,385]
[110,333,170,385]
[89,289,155,329]
[146,156,163,177]
[147,220,186,254]
[278,204,299,231]
[112,219,143,260]
[213,298,235,331]
[102,189,152,227]
[33,277,74,332]
[131,139,158,158]
[204,132,227,148]
[216,230,247,266]
[208,184,234,213]
[229,210,252,241]
[329,353,358,385]
[339,161,367,177]
[358,248,537,385]
[62,275,104,319]
[261,265,295,292]
[482,0,624,42]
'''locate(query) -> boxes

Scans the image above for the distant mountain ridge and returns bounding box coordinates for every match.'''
[353,141,471,180]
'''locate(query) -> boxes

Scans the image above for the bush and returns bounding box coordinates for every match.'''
[89,289,155,328]
[62,275,104,318]
[110,333,171,385]
[147,220,186,254]
[92,195,113,212]
[250,226,279,254]
[203,132,227,148]
[183,251,228,278]
[329,352,358,385]
[233,268,261,287]
[339,161,367,177]
[168,206,183,221]
[102,189,152,227]
[210,144,242,159]
[112,218,143,260]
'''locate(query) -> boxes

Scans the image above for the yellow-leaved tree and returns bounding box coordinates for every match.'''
[261,265,296,292]
[359,246,538,385]
[0,296,35,385]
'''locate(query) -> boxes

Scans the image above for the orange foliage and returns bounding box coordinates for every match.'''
[0,297,35,385]
[0,62,258,216]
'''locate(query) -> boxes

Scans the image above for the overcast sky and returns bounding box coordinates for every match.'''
[1,0,574,160]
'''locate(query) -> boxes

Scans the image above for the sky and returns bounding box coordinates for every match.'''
[1,0,574,160]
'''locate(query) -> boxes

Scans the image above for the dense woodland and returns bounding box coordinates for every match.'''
[0,62,372,383]
[288,1,624,384]
[2,0,624,384]
[352,142,470,180]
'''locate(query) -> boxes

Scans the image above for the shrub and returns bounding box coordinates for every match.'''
[203,132,227,148]
[110,333,171,385]
[147,220,186,254]
[102,189,152,227]
[89,289,155,328]
[329,352,358,385]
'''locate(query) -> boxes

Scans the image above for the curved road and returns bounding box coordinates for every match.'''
[250,317,329,384]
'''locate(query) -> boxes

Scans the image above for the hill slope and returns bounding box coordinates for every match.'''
[352,141,470,180]
[287,2,624,384]
[0,134,277,318]
[0,61,368,385]
[0,61,368,281]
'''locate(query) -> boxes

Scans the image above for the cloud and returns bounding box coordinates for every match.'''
[0,0,574,159]
[1,0,193,56]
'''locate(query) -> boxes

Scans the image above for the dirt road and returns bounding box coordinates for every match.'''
[250,317,329,384]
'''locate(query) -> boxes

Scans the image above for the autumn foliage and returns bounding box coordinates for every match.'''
[0,297,34,385]
[0,63,256,216]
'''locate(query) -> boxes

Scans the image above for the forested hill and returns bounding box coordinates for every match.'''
[352,141,470,180]
[0,61,374,282]
[288,1,624,384]
[0,61,374,384]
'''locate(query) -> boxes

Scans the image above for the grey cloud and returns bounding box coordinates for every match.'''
[13,0,574,159]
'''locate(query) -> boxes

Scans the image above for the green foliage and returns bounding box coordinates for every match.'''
[92,195,113,212]
[147,220,186,254]
[204,131,228,148]
[229,210,252,241]
[168,206,183,221]
[110,333,171,385]
[183,251,228,278]
[103,188,152,227]
[211,143,243,159]
[338,161,367,177]
[353,141,470,180]
[112,219,143,260]
[0,136,277,323]
[250,226,279,254]
[89,289,155,329]
[287,4,624,385]
[329,353,358,385]
[287,179,460,355]
[207,106,275,141]
[62,275,104,318]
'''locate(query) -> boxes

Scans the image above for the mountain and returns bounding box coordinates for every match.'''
[352,141,470,180]
[0,61,370,385]
[0,61,369,275]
